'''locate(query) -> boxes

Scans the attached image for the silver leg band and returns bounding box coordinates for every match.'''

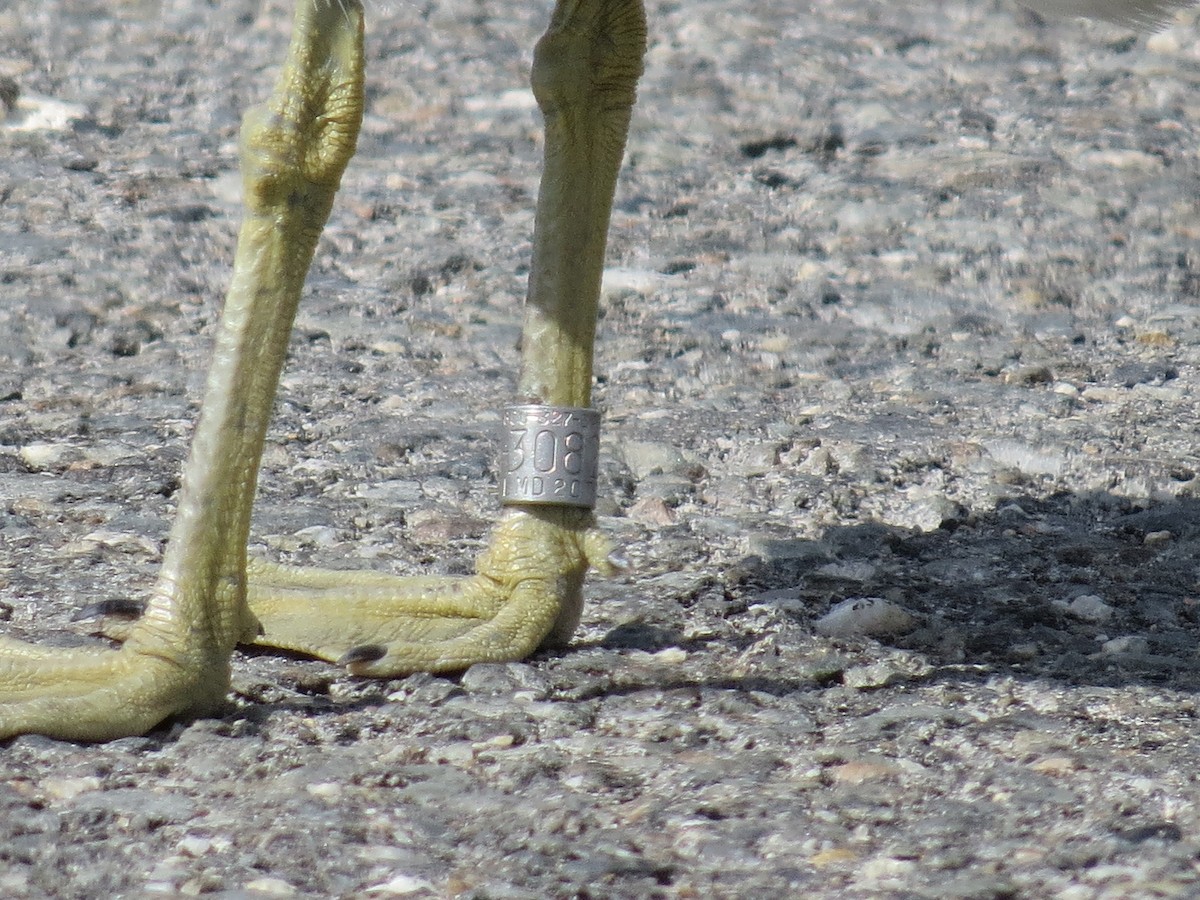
[499,405,600,508]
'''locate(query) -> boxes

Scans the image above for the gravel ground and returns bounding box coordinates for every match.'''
[4,0,1200,897]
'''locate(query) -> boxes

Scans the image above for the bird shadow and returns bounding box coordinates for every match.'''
[584,488,1200,696]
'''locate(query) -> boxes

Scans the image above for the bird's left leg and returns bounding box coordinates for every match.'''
[0,0,364,740]
[245,0,647,675]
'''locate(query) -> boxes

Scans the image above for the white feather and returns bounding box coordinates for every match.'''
[1020,0,1198,28]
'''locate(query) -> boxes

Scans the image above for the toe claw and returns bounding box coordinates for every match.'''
[337,644,387,667]
[72,599,145,623]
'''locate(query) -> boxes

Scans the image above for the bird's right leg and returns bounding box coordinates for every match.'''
[244,0,648,676]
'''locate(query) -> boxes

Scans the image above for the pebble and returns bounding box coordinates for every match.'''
[814,560,876,582]
[305,782,343,801]
[826,760,903,784]
[1102,636,1150,656]
[881,493,967,533]
[626,496,677,525]
[243,877,297,896]
[67,530,160,556]
[18,441,80,471]
[364,874,437,896]
[982,440,1066,477]
[41,775,102,800]
[1063,594,1115,624]
[175,836,214,857]
[814,597,918,638]
[843,660,925,690]
[725,442,782,477]
[618,440,698,480]
[459,662,550,698]
[2,92,86,131]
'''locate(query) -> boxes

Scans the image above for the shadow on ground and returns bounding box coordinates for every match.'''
[598,490,1200,694]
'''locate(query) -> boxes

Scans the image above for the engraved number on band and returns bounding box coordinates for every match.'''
[500,406,600,508]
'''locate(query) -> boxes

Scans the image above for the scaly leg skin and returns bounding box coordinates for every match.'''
[0,0,644,740]
[0,0,364,740]
[247,0,647,676]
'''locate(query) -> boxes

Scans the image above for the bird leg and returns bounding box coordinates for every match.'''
[246,0,647,676]
[0,0,645,739]
[0,0,364,740]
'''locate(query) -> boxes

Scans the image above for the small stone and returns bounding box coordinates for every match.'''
[305,782,343,800]
[408,508,487,542]
[651,647,688,664]
[1030,755,1079,776]
[145,856,187,885]
[843,663,908,689]
[1009,642,1040,661]
[354,479,423,505]
[814,597,917,638]
[4,92,86,131]
[814,560,876,582]
[19,442,79,471]
[41,775,102,800]
[635,473,694,505]
[983,439,1065,477]
[618,440,697,480]
[727,442,780,476]
[74,530,160,556]
[433,742,475,766]
[0,872,30,893]
[602,267,672,296]
[860,857,918,880]
[1102,635,1150,655]
[746,536,828,565]
[1080,386,1126,403]
[1147,29,1180,53]
[365,874,437,895]
[243,877,296,896]
[176,836,212,857]
[808,848,859,867]
[627,496,676,525]
[827,760,902,784]
[842,653,932,689]
[1003,365,1053,386]
[459,662,548,698]
[885,493,966,532]
[476,734,516,750]
[1066,594,1114,624]
[9,497,48,517]
[294,525,338,547]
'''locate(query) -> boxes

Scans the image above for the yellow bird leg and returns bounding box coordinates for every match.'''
[247,0,647,676]
[0,0,364,740]
[0,0,646,739]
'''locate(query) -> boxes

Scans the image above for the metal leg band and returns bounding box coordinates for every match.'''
[499,405,600,508]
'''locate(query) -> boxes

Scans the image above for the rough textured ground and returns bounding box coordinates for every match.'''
[4,0,1200,897]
